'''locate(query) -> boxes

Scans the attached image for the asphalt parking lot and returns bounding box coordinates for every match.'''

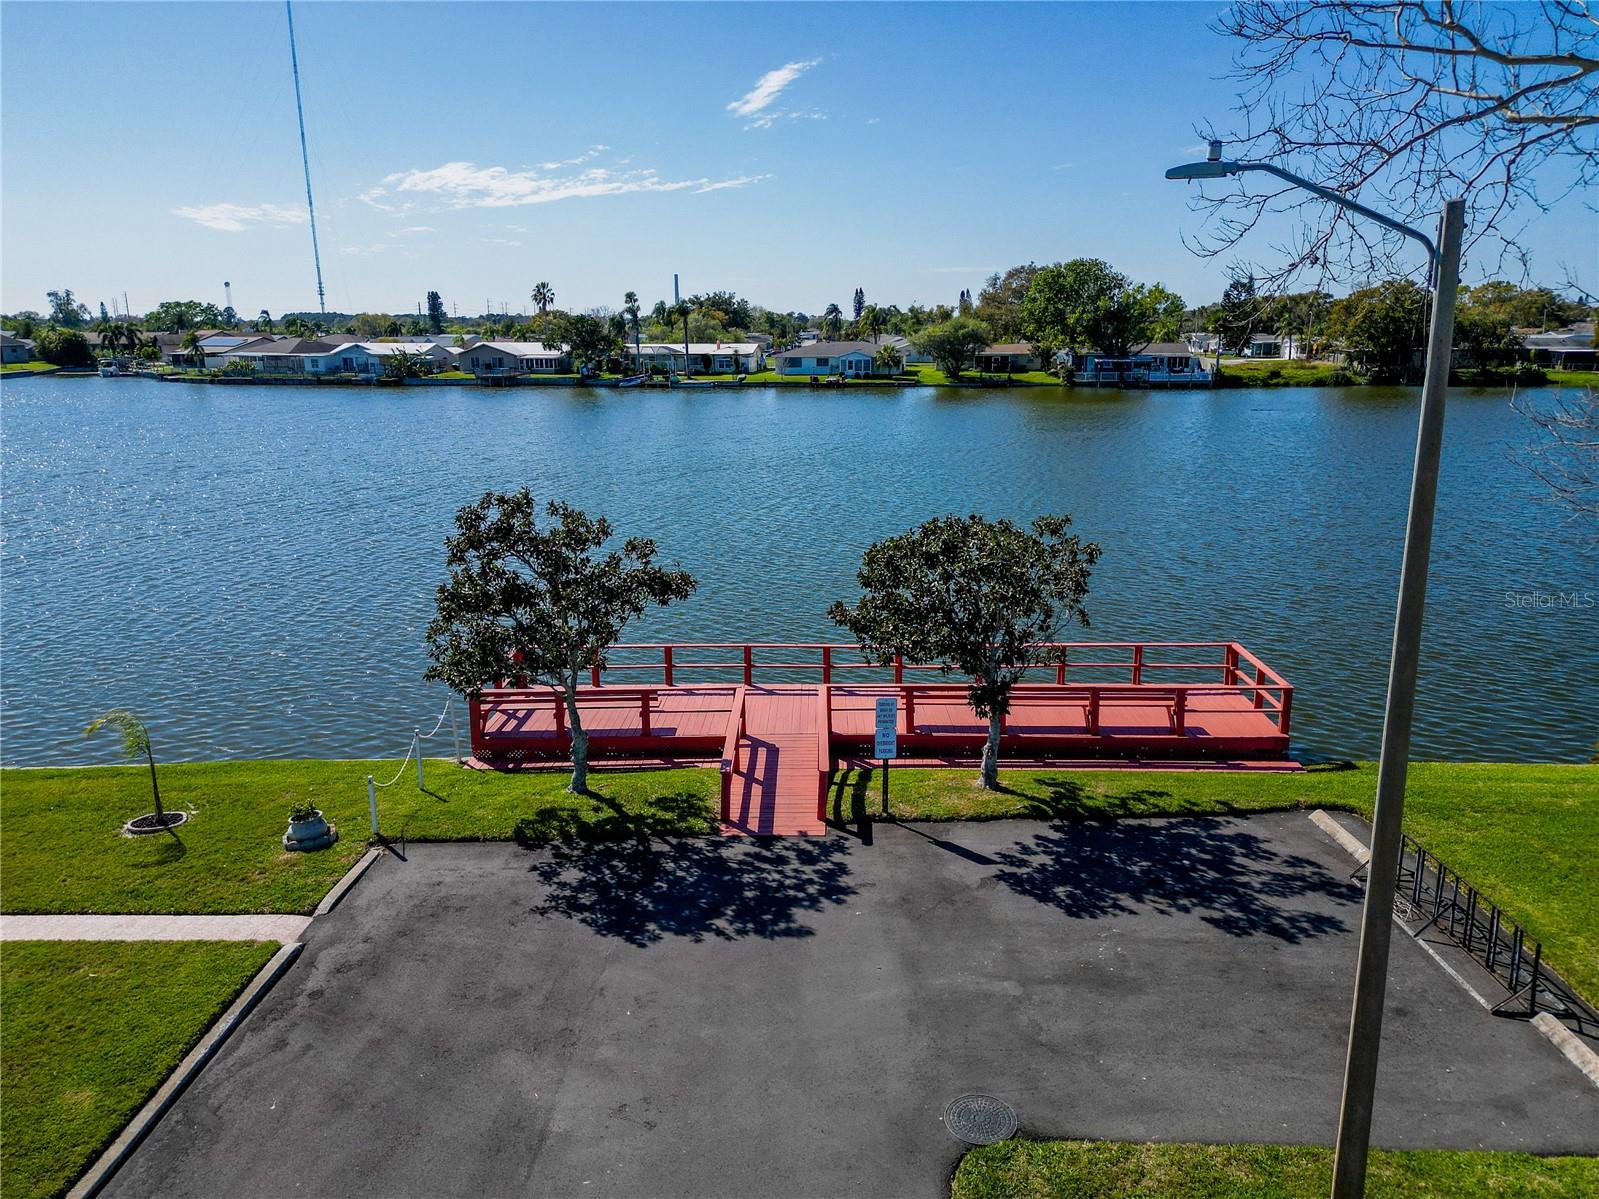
[105,812,1598,1199]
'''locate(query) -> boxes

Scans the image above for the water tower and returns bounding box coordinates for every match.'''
[225,281,233,312]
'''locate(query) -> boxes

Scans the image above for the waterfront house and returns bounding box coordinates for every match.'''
[200,333,274,368]
[625,342,766,373]
[974,343,1043,373]
[1523,322,1596,370]
[1,332,34,363]
[302,341,453,375]
[774,340,893,377]
[1072,342,1213,387]
[458,341,571,375]
[880,333,930,365]
[222,337,346,375]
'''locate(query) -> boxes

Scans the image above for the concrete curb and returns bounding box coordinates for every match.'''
[66,942,304,1199]
[314,847,382,917]
[1309,808,1370,865]
[1532,1013,1599,1090]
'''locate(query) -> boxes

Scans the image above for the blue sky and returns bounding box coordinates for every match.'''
[2,1,1592,319]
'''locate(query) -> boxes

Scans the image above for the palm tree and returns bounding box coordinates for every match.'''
[623,290,641,367]
[861,304,885,342]
[874,343,904,375]
[531,282,555,314]
[182,329,203,366]
[84,709,167,826]
[95,319,120,357]
[259,309,274,334]
[821,303,843,341]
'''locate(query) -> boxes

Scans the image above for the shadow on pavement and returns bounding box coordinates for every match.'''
[519,790,857,945]
[995,818,1362,942]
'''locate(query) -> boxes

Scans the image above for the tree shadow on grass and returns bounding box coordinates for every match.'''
[993,818,1362,943]
[516,789,857,946]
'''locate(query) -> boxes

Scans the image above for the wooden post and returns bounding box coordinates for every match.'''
[663,645,674,687]
[554,693,565,738]
[1254,664,1268,709]
[1173,689,1187,735]
[743,644,753,686]
[905,688,916,735]
[591,655,602,687]
[1087,687,1100,736]
[468,695,483,756]
[1225,644,1239,687]
[640,691,652,736]
[1279,687,1293,736]
[1132,644,1144,685]
[821,645,832,684]
[893,654,904,684]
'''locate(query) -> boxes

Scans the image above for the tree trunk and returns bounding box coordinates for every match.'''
[564,689,589,794]
[145,744,164,820]
[979,711,1002,790]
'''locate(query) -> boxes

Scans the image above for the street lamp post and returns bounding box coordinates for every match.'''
[1167,143,1466,1199]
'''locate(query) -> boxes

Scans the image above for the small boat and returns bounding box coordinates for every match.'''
[617,374,648,388]
[98,362,119,377]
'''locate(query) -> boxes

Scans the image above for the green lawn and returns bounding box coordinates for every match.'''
[831,761,1598,1002]
[1546,368,1599,387]
[0,361,59,374]
[952,1139,1599,1199]
[0,941,277,1199]
[0,760,718,915]
[1216,360,1361,386]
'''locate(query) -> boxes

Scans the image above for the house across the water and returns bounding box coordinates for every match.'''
[625,342,766,373]
[1072,342,1214,387]
[457,341,572,375]
[975,343,1044,373]
[774,340,896,377]
[1523,322,1596,371]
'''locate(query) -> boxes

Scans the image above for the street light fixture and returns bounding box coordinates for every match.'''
[1167,146,1465,1199]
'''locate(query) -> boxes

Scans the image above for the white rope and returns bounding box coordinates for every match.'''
[372,735,416,789]
[416,697,453,740]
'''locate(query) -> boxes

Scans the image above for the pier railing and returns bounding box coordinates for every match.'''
[589,641,1292,735]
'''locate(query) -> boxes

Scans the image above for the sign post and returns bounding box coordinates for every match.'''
[874,696,898,816]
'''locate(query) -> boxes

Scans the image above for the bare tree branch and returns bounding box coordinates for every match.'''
[1185,1,1598,288]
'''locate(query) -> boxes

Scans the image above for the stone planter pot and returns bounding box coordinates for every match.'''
[283,810,338,852]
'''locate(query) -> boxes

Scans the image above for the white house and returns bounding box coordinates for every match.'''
[879,334,929,365]
[200,334,273,368]
[774,340,894,377]
[457,341,571,375]
[301,341,453,375]
[1,332,34,363]
[625,342,766,373]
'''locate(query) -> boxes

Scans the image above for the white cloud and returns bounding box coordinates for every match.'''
[362,160,767,210]
[729,59,825,125]
[536,144,608,170]
[392,225,435,236]
[171,202,307,232]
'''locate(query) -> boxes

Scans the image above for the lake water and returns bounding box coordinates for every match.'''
[2,376,1594,765]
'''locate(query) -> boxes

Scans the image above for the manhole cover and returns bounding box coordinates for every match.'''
[943,1094,1017,1145]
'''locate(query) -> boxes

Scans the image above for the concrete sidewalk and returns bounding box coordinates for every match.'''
[0,914,311,942]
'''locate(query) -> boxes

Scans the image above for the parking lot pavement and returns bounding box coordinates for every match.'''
[103,812,1599,1199]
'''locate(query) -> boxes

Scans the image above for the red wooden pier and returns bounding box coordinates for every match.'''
[468,641,1293,837]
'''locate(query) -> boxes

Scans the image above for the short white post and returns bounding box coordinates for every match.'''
[414,728,424,791]
[367,775,378,836]
[449,697,462,764]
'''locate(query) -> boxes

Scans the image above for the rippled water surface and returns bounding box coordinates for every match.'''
[2,376,1594,764]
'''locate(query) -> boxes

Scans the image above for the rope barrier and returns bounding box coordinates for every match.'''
[367,696,465,838]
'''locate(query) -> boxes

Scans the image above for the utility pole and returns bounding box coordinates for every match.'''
[1330,196,1465,1199]
[285,0,326,314]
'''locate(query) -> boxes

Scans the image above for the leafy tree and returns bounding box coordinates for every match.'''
[1453,304,1523,369]
[1020,259,1176,359]
[382,348,433,380]
[352,313,388,339]
[828,513,1101,790]
[857,304,885,342]
[424,491,697,793]
[623,291,642,364]
[1144,284,1187,345]
[221,305,239,328]
[99,302,110,324]
[46,289,89,328]
[820,303,844,340]
[531,282,555,314]
[853,287,866,321]
[974,264,1039,341]
[913,317,992,379]
[1325,278,1429,382]
[873,343,904,374]
[35,326,94,367]
[1211,274,1259,356]
[84,709,167,825]
[546,312,617,374]
[426,290,447,334]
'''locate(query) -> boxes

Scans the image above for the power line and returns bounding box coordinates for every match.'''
[285,1,326,315]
